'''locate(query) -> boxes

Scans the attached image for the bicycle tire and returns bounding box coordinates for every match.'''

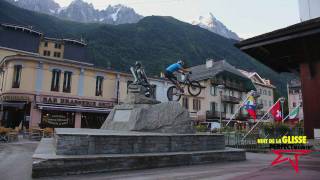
[188,80,201,96]
[167,86,182,101]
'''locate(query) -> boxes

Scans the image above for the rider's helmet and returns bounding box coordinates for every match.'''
[177,60,184,66]
[135,61,142,68]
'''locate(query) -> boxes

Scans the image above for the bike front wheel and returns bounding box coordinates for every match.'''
[167,86,182,101]
[188,81,202,96]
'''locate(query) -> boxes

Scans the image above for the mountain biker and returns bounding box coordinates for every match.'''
[165,60,190,93]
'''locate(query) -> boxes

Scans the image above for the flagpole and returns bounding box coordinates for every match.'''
[226,91,254,126]
[282,104,300,122]
[242,98,282,141]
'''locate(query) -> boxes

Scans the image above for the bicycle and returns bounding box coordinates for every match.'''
[167,72,202,101]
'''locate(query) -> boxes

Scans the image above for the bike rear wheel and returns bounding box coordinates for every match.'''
[188,81,201,96]
[167,86,182,101]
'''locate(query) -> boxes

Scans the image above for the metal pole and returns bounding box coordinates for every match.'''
[219,91,222,133]
[242,98,282,140]
[226,91,254,126]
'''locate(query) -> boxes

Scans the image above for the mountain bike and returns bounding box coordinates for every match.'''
[167,72,202,101]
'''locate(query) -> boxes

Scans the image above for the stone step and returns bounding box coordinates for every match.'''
[54,128,225,155]
[32,138,246,178]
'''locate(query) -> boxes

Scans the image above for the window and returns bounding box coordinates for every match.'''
[54,52,61,58]
[223,103,227,113]
[268,90,271,96]
[12,65,22,88]
[293,102,296,107]
[54,43,62,49]
[263,89,267,95]
[95,76,104,96]
[193,99,201,111]
[269,101,272,107]
[43,50,51,56]
[51,69,61,91]
[210,86,216,96]
[230,90,234,97]
[44,41,48,47]
[230,104,234,114]
[182,97,189,109]
[210,102,216,112]
[126,80,133,94]
[63,71,72,93]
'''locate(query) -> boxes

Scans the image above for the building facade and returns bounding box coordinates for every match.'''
[299,0,320,22]
[0,23,173,129]
[239,70,275,119]
[287,79,304,120]
[179,59,256,126]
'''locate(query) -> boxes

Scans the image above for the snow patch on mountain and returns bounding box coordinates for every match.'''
[192,13,241,41]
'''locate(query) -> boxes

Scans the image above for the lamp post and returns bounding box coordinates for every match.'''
[217,85,225,133]
[279,97,285,121]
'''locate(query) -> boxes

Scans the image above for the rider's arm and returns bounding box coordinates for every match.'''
[178,68,190,73]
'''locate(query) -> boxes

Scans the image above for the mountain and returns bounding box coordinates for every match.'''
[6,0,143,25]
[192,13,241,41]
[5,0,60,15]
[0,0,294,95]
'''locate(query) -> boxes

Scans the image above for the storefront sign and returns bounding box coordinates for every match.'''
[0,95,30,102]
[46,114,69,126]
[41,96,114,108]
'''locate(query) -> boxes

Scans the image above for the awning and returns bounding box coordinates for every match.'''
[37,104,111,114]
[1,102,26,109]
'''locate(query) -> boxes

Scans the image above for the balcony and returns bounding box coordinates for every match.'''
[211,78,246,91]
[206,111,226,120]
[221,95,241,104]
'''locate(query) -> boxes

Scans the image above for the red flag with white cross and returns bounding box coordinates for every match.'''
[270,101,282,121]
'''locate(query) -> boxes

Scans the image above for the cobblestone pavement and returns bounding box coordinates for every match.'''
[0,141,319,180]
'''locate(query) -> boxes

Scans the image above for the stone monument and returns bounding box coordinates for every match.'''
[31,62,246,178]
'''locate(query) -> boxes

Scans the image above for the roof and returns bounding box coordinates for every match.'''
[190,60,249,81]
[43,37,87,46]
[236,17,320,49]
[235,17,320,73]
[238,69,276,89]
[1,23,43,36]
[189,60,255,91]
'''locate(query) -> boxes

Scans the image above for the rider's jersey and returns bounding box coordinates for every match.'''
[166,63,182,73]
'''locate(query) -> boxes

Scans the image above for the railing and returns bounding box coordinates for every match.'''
[211,78,246,91]
[221,95,241,103]
[206,111,226,119]
[223,127,307,152]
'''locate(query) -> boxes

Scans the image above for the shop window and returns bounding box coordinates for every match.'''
[12,65,22,88]
[182,97,189,110]
[54,43,62,49]
[41,110,75,128]
[51,69,61,92]
[43,50,51,56]
[81,113,108,129]
[193,99,201,111]
[63,71,72,93]
[95,76,104,96]
[54,52,61,58]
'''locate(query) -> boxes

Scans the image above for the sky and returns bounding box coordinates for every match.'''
[54,0,300,39]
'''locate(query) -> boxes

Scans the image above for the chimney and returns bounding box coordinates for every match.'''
[206,59,214,68]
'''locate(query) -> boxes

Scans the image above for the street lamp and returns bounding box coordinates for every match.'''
[217,84,225,133]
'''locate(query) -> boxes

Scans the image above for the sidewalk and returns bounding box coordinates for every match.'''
[0,141,319,180]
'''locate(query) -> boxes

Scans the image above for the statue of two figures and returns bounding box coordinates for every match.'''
[130,62,156,98]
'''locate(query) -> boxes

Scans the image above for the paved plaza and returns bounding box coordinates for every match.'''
[0,141,319,180]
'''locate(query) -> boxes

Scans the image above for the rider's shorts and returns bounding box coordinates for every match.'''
[165,71,177,84]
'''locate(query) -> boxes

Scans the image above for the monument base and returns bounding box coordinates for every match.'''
[32,129,246,178]
[32,138,245,178]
